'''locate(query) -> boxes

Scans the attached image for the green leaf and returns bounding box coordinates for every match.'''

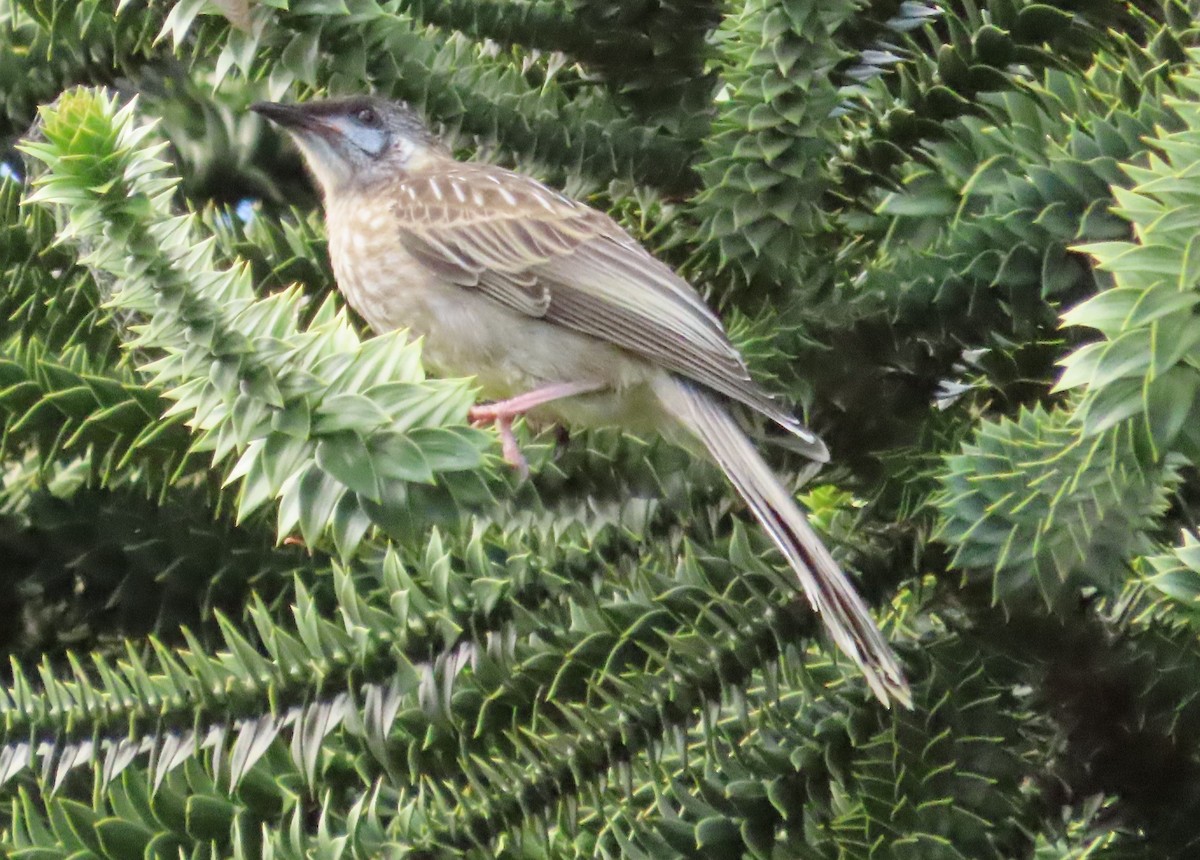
[185,795,237,842]
[406,427,486,472]
[315,431,381,502]
[876,189,958,216]
[297,466,347,546]
[93,818,153,859]
[313,393,392,435]
[369,432,434,484]
[694,815,741,850]
[1145,367,1200,453]
[1012,4,1073,42]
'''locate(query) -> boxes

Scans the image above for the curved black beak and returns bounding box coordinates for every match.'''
[251,102,330,136]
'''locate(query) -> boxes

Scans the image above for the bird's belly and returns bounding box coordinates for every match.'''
[327,210,662,431]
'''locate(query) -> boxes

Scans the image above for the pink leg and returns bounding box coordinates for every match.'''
[494,414,528,480]
[469,380,604,478]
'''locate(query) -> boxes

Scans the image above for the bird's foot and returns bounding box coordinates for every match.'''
[468,381,605,479]
[469,407,530,479]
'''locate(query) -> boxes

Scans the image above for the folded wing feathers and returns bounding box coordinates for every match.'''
[393,165,822,452]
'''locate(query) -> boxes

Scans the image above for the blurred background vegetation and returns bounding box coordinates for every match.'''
[2,0,1200,856]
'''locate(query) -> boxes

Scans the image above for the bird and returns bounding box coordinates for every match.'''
[251,95,911,707]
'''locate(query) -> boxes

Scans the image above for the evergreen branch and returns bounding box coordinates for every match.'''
[832,0,1192,201]
[689,0,862,283]
[0,2,131,138]
[835,637,1037,856]
[0,480,304,664]
[1059,46,1200,462]
[19,87,494,559]
[389,553,856,855]
[159,0,697,190]
[8,0,697,190]
[397,0,721,126]
[396,0,615,67]
[0,337,194,483]
[0,543,448,793]
[0,167,185,482]
[199,202,332,300]
[1144,531,1200,622]
[793,28,1191,473]
[0,499,895,852]
[936,405,1178,609]
[869,30,1184,341]
[542,630,1038,858]
[0,176,118,362]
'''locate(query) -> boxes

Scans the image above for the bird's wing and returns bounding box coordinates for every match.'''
[391,164,823,456]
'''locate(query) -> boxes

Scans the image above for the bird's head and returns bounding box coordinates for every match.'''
[251,96,448,196]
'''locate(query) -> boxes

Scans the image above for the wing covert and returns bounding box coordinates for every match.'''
[392,164,802,431]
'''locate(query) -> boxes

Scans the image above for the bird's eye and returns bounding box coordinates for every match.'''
[355,107,380,127]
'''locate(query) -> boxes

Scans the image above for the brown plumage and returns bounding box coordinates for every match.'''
[252,95,910,707]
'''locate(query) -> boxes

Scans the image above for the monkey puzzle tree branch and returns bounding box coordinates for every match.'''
[20,88,494,559]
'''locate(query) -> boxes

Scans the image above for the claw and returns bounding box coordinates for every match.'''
[468,380,605,478]
[468,407,530,479]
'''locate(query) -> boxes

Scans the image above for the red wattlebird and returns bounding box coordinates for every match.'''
[253,96,910,707]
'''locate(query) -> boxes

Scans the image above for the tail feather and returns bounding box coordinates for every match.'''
[657,377,911,708]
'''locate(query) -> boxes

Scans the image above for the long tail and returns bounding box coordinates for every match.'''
[656,377,911,708]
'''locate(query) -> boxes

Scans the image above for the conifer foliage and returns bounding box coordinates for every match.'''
[1,0,1200,856]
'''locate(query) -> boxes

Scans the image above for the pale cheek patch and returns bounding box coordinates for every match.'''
[328,118,388,156]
